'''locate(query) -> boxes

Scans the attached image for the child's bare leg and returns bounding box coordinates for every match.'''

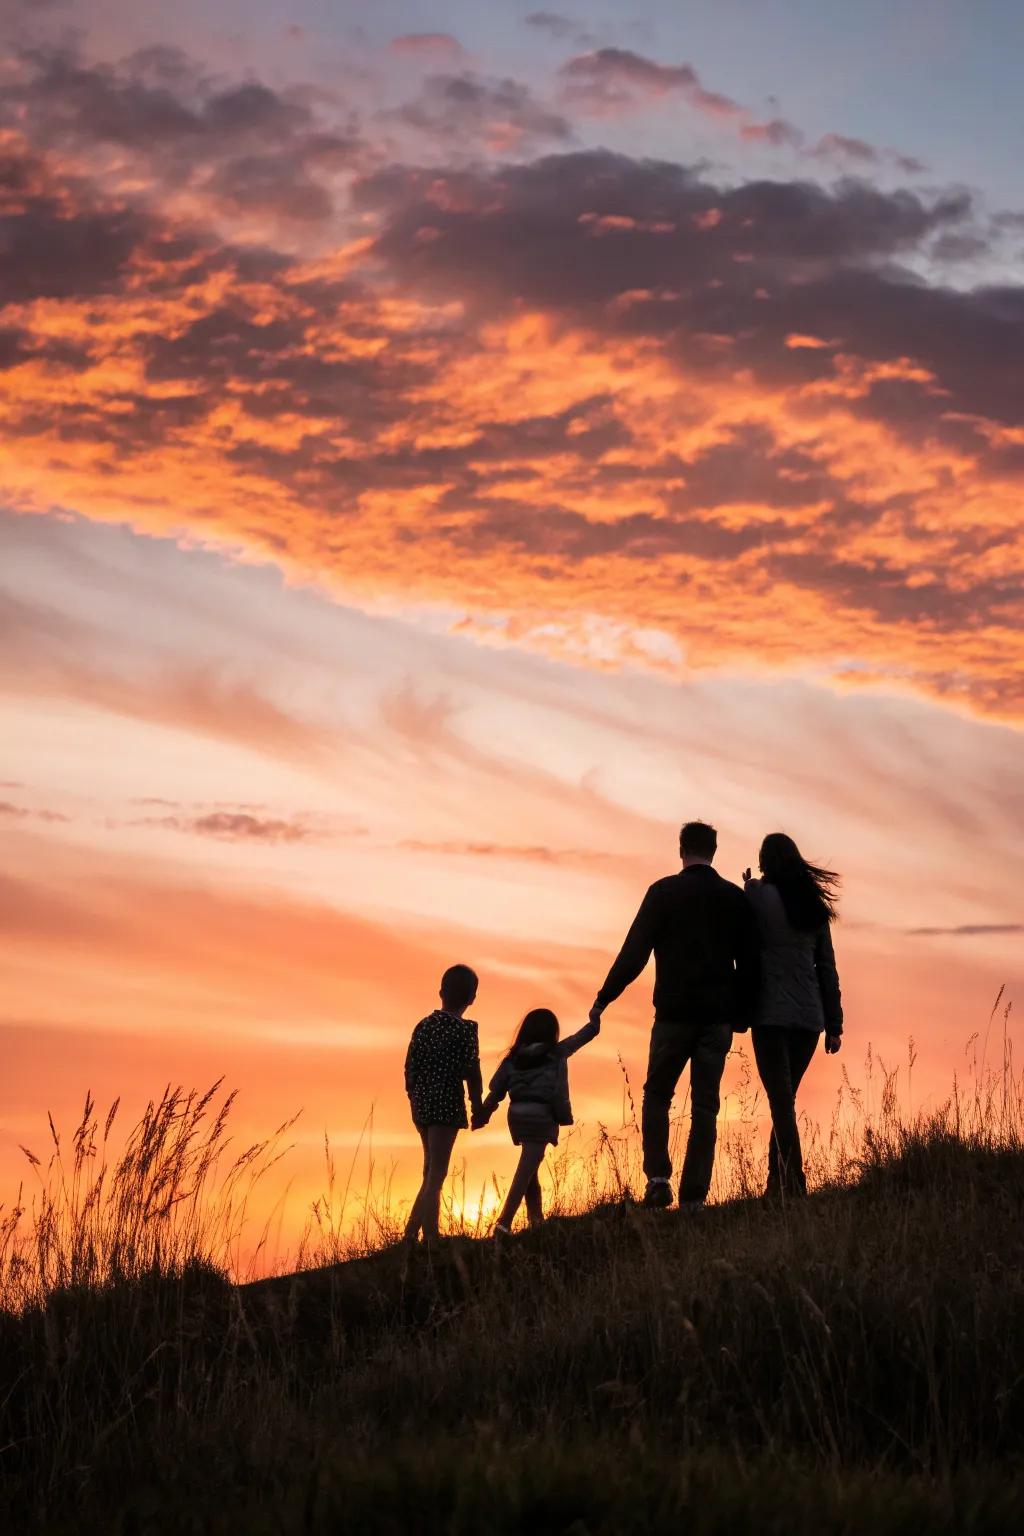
[419,1126,459,1239]
[525,1169,544,1228]
[404,1126,432,1242]
[498,1142,546,1231]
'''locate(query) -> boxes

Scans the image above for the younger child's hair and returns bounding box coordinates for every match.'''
[508,1007,560,1057]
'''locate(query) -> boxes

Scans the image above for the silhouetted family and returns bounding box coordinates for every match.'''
[404,821,842,1242]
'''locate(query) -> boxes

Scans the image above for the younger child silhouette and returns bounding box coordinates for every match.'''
[476,1007,599,1234]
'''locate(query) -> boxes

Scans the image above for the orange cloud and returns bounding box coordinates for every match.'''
[0,54,1020,721]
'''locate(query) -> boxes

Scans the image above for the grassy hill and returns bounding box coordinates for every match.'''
[2,1116,1024,1534]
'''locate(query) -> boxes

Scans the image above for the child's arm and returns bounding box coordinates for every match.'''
[474,1059,510,1127]
[557,1017,601,1060]
[465,1020,484,1120]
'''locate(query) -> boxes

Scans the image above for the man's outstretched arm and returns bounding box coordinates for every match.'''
[592,887,659,1018]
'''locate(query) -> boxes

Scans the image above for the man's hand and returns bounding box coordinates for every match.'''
[589,1001,604,1028]
[825,1034,842,1055]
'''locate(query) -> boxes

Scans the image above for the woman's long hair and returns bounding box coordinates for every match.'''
[759,832,840,931]
[507,1007,560,1058]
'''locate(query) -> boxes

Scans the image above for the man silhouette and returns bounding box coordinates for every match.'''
[590,821,759,1209]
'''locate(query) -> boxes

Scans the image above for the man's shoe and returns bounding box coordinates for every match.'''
[677,1198,705,1215]
[642,1178,673,1209]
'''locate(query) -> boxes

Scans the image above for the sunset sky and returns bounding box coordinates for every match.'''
[2,1,1022,1254]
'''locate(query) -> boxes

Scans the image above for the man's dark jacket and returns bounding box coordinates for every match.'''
[596,864,760,1027]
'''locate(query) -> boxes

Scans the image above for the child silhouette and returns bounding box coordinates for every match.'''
[476,1007,599,1233]
[404,964,482,1243]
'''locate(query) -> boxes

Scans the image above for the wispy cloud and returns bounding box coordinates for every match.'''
[559,47,738,118]
[398,839,614,866]
[125,806,368,844]
[0,799,68,823]
[137,810,317,843]
[0,593,338,763]
[813,132,927,174]
[390,34,467,63]
[906,924,1023,938]
[1,798,67,823]
[557,46,804,149]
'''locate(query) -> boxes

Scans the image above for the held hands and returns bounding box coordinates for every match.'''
[588,1001,604,1029]
[825,1034,843,1055]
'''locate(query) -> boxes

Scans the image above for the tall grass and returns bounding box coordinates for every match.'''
[0,1082,299,1310]
[1,993,1020,1534]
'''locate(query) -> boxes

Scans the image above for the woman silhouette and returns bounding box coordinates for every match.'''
[744,834,843,1198]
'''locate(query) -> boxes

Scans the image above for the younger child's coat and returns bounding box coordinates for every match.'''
[479,1019,599,1146]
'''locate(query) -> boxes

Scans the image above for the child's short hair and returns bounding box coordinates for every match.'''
[440,963,478,1011]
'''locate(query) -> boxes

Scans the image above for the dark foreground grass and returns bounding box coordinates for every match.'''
[42,1445,1024,1536]
[2,1123,1024,1534]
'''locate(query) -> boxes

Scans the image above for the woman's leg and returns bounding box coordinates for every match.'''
[405,1125,459,1240]
[752,1027,800,1197]
[497,1142,547,1231]
[784,1031,820,1194]
[524,1167,544,1228]
[788,1030,819,1096]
